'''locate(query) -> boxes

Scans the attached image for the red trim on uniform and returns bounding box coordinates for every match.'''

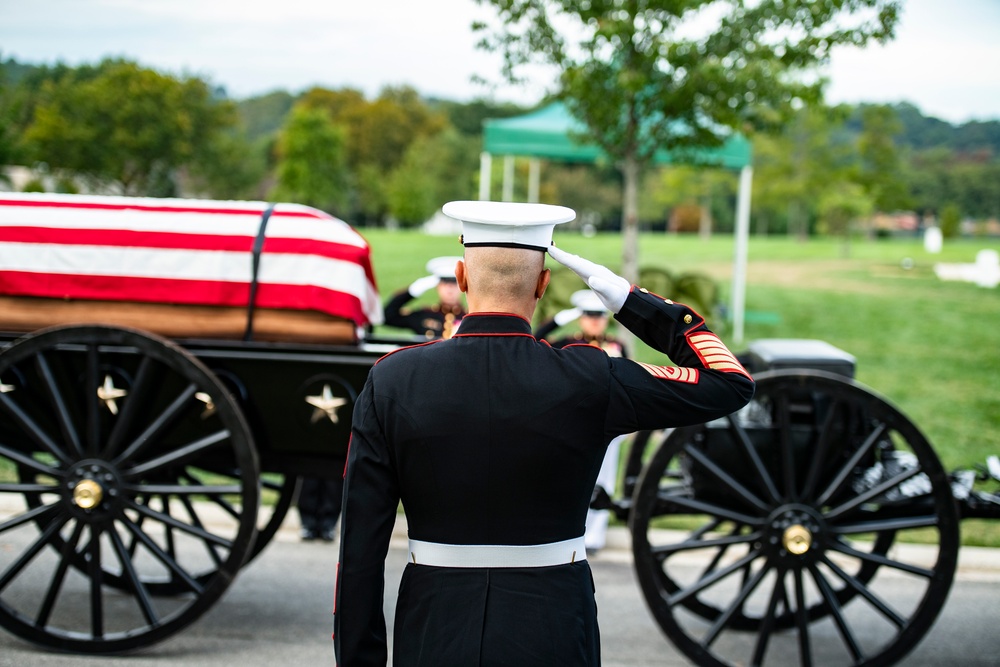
[452,331,535,339]
[343,436,352,479]
[333,562,340,615]
[560,342,606,352]
[461,311,531,323]
[372,339,442,365]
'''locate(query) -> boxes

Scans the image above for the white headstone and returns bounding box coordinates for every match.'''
[924,226,943,254]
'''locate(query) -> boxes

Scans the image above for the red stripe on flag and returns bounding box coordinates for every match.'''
[0,271,367,325]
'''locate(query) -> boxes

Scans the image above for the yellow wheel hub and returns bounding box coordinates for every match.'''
[782,524,812,555]
[73,479,103,510]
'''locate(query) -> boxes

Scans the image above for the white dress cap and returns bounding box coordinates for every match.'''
[570,289,609,315]
[442,201,576,251]
[425,256,462,280]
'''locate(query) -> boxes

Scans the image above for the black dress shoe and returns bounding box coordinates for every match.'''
[320,529,336,542]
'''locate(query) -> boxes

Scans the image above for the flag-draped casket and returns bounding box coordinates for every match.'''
[0,193,382,343]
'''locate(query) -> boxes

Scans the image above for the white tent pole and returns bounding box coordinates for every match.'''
[731,165,753,345]
[528,159,540,203]
[502,155,515,202]
[479,152,492,201]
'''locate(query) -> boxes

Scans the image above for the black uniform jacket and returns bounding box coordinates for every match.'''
[334,287,755,667]
[383,288,465,339]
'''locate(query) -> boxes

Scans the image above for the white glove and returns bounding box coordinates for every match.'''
[547,245,630,314]
[408,274,440,297]
[553,307,582,326]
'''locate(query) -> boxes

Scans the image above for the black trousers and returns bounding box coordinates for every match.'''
[297,477,344,533]
[393,561,601,666]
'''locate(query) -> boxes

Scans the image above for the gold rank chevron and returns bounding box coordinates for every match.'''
[688,333,751,377]
[635,362,699,383]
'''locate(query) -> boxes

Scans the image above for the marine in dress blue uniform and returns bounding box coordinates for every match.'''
[334,201,755,667]
[383,256,466,340]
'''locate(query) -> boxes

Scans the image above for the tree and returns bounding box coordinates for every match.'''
[387,127,484,226]
[475,0,900,283]
[23,59,234,195]
[856,104,909,213]
[270,104,350,214]
[752,104,855,239]
[297,85,448,223]
[817,181,873,257]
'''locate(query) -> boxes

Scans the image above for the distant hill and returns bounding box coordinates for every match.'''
[845,102,1000,156]
[4,55,998,157]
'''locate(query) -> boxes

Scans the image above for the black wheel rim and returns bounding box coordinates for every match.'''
[631,370,959,667]
[0,325,259,653]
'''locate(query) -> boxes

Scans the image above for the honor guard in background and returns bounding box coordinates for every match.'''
[383,256,466,339]
[536,289,628,554]
[334,200,755,667]
[297,477,341,542]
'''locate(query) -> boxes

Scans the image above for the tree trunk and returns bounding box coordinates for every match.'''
[699,196,712,241]
[619,155,641,352]
[621,155,640,286]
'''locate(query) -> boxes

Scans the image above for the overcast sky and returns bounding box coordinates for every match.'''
[1,0,998,124]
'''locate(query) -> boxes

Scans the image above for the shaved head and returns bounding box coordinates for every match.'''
[457,246,550,318]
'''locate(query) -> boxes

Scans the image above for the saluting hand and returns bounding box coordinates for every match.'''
[547,245,631,314]
[408,275,440,297]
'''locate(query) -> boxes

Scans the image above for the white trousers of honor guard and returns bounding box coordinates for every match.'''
[585,433,626,551]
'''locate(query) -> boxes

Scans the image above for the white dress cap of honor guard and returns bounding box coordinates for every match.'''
[442,201,576,251]
[570,289,609,315]
[425,256,462,281]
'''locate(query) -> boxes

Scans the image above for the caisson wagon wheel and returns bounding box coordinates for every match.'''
[630,370,959,667]
[0,325,259,653]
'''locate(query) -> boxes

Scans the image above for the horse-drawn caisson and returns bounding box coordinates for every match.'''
[0,192,388,652]
[0,192,997,665]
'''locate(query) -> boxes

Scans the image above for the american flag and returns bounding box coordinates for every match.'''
[0,193,383,328]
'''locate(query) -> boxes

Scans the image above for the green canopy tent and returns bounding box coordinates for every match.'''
[479,102,755,343]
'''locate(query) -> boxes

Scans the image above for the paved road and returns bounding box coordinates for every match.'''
[1,516,999,667]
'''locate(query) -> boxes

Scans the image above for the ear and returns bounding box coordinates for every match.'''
[455,259,469,293]
[535,268,551,300]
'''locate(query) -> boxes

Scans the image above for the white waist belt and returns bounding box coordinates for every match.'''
[408,536,587,568]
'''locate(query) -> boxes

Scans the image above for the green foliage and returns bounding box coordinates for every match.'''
[751,104,856,238]
[20,59,235,195]
[857,104,909,211]
[817,181,874,257]
[475,0,899,168]
[545,164,622,228]
[236,90,296,143]
[474,0,901,285]
[186,129,268,200]
[386,139,438,226]
[939,203,962,238]
[386,127,482,226]
[270,104,350,213]
[296,85,449,223]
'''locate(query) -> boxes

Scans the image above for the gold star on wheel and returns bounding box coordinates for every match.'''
[194,392,217,419]
[305,384,348,424]
[96,375,127,414]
